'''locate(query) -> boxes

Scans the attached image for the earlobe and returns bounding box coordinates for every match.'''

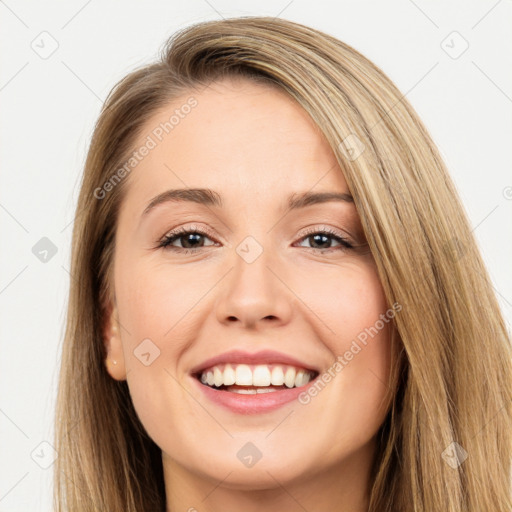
[103,302,127,381]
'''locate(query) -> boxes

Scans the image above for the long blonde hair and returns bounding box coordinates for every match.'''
[54,16,512,511]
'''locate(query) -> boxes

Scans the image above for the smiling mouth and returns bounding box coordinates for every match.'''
[193,363,319,394]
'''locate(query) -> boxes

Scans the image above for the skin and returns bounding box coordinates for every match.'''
[104,77,393,512]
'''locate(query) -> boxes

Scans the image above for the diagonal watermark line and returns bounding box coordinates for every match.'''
[202,0,225,19]
[0,61,29,92]
[368,362,435,436]
[0,472,29,502]
[265,265,336,335]
[265,470,310,511]
[60,202,90,233]
[367,368,387,388]
[266,162,339,234]
[470,401,507,440]
[378,159,416,210]
[163,163,233,234]
[274,0,295,19]
[370,61,439,132]
[265,410,294,438]
[0,408,30,439]
[0,0,29,28]
[112,309,131,336]
[201,471,233,502]
[470,204,499,233]
[61,264,78,283]
[163,368,234,438]
[473,265,512,309]
[494,288,512,309]
[60,468,104,512]
[61,264,130,335]
[163,267,234,337]
[60,215,76,233]
[407,0,439,28]
[60,414,83,444]
[471,61,512,104]
[61,61,103,102]
[0,202,29,232]
[61,0,93,29]
[0,265,28,296]
[471,0,502,30]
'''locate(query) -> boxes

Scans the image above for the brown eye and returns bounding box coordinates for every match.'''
[161,232,209,249]
[158,227,217,252]
[296,230,353,251]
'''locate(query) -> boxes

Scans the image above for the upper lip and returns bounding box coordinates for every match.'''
[190,349,320,375]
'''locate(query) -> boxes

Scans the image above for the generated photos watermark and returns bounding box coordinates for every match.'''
[298,301,402,405]
[94,96,198,200]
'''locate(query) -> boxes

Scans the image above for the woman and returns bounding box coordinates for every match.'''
[54,16,512,511]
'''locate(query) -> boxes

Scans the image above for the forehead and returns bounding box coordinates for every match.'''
[123,77,349,212]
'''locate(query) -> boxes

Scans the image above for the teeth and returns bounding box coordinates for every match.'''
[256,387,278,394]
[198,363,315,389]
[232,388,257,394]
[230,387,279,394]
[235,364,253,386]
[295,369,307,387]
[284,367,296,388]
[271,366,285,385]
[253,365,271,386]
[223,364,236,385]
[213,367,223,387]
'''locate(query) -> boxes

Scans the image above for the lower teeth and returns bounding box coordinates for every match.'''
[228,387,280,394]
[235,388,277,395]
[205,384,289,394]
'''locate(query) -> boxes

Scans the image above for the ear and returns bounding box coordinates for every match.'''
[102,300,127,381]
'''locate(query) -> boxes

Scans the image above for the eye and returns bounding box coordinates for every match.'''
[158,225,218,253]
[157,225,354,254]
[295,227,353,252]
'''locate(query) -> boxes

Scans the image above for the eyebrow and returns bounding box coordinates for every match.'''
[141,188,354,216]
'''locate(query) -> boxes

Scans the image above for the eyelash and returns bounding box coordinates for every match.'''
[157,224,354,254]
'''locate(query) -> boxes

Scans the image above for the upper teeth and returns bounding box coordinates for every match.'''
[199,364,315,388]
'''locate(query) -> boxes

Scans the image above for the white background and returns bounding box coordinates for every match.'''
[1,0,511,510]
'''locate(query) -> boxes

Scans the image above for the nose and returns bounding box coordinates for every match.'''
[215,245,293,330]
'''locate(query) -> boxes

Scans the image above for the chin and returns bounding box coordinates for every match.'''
[197,449,313,489]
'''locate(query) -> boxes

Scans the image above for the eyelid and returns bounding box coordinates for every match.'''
[158,222,356,253]
[160,224,351,242]
[298,224,352,239]
[159,223,220,247]
[295,225,354,249]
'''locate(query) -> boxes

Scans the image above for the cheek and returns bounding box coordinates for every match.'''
[114,249,393,466]
[115,258,208,347]
[113,258,212,439]
[293,261,393,429]
[293,260,390,350]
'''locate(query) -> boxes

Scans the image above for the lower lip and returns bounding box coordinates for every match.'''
[192,376,317,414]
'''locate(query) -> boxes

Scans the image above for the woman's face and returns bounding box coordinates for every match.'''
[105,77,393,495]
